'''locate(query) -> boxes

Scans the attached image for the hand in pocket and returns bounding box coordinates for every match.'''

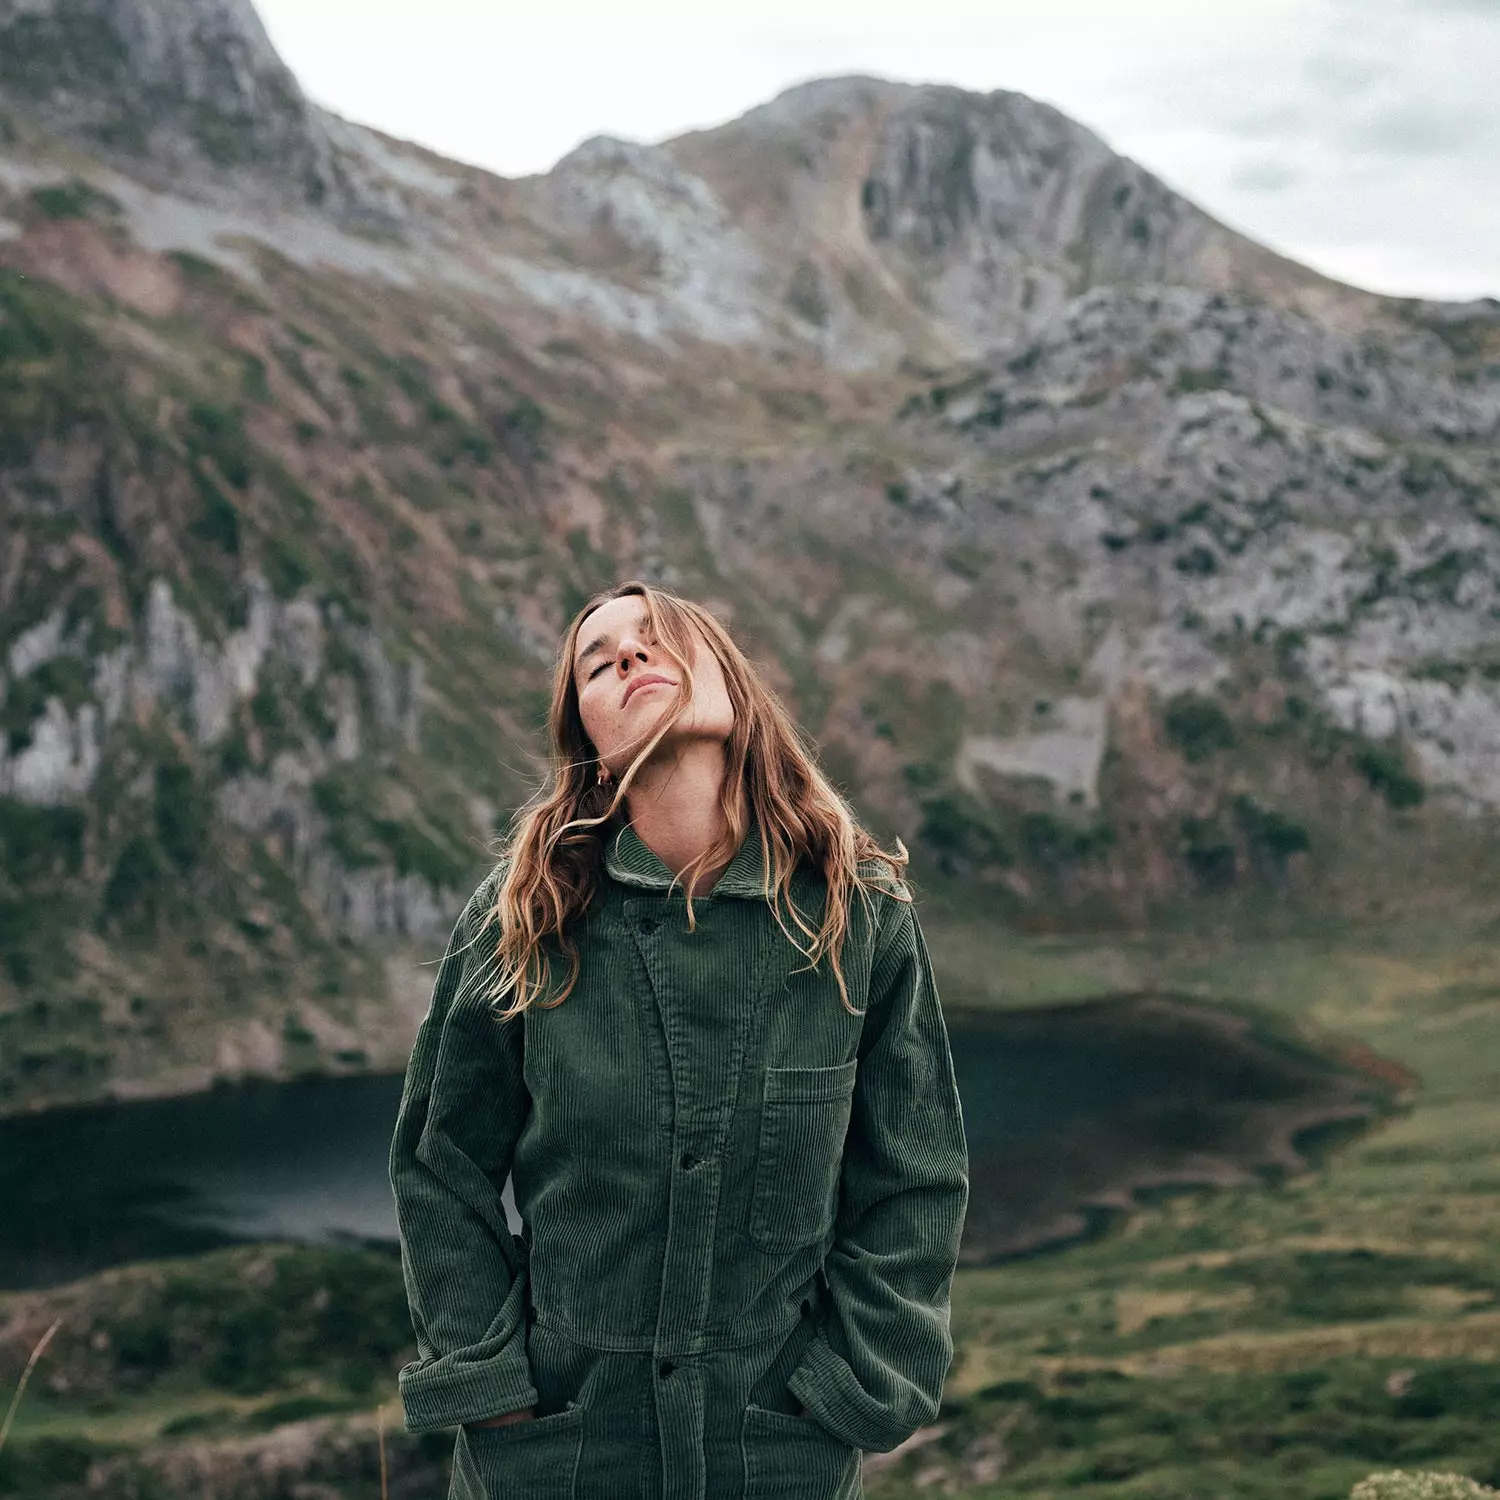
[468,1406,537,1429]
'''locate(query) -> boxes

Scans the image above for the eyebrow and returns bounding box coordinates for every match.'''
[576,613,651,673]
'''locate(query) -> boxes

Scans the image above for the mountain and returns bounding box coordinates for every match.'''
[1,0,1498,1115]
[0,0,400,220]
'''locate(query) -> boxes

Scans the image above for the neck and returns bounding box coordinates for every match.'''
[621,741,746,898]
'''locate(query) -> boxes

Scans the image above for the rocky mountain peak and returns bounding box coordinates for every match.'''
[656,73,1368,362]
[0,0,396,219]
[1,0,286,95]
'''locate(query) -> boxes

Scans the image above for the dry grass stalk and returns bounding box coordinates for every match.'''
[377,1400,389,1500]
[0,1317,63,1457]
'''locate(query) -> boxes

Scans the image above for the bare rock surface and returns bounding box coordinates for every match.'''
[0,0,403,222]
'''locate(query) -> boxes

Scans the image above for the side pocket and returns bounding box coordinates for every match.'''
[747,1060,858,1255]
[748,1306,820,1414]
[741,1403,861,1500]
[453,1404,585,1500]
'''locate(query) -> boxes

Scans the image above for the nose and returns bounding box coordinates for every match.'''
[614,630,652,671]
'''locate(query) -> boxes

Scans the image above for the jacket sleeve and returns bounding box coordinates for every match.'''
[786,893,970,1452]
[388,867,539,1434]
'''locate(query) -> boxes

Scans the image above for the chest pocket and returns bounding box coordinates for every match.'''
[747,1060,859,1255]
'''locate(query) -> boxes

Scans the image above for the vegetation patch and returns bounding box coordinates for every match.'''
[2,1243,414,1402]
[1405,550,1480,607]
[1169,1249,1499,1331]
[0,270,105,466]
[239,354,271,403]
[312,766,469,889]
[1164,692,1236,762]
[188,470,240,555]
[880,1359,1500,1500]
[0,658,94,753]
[25,180,121,222]
[260,532,316,600]
[0,1435,108,1497]
[0,895,76,987]
[1020,810,1116,869]
[100,834,170,933]
[1234,795,1312,866]
[184,402,254,491]
[498,393,548,465]
[0,800,87,882]
[1180,814,1239,890]
[919,792,1015,874]
[1355,744,1426,810]
[1173,365,1232,395]
[153,760,212,873]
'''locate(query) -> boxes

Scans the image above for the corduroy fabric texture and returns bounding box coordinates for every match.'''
[388,809,969,1500]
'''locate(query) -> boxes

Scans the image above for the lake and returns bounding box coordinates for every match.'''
[0,992,1406,1289]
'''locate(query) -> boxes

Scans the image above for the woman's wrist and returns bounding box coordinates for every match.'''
[467,1405,537,1429]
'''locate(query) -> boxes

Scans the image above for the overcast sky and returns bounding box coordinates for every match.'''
[255,0,1498,303]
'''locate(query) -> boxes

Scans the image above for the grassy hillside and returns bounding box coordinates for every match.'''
[1,919,1497,1497]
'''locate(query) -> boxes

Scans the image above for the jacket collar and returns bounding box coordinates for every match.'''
[604,808,771,901]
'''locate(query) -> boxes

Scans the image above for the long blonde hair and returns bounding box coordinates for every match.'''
[481,580,910,1020]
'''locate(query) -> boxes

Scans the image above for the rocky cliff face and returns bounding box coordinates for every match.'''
[668,283,1499,879]
[0,3,1497,1114]
[0,0,402,220]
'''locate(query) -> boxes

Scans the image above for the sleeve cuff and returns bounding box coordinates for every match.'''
[785,1327,914,1454]
[398,1348,539,1434]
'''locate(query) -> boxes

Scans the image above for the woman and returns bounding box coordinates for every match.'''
[389,579,969,1500]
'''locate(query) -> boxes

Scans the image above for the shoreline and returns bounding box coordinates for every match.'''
[958,1096,1394,1268]
[950,990,1413,1266]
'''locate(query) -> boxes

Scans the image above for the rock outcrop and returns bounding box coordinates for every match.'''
[0,0,402,221]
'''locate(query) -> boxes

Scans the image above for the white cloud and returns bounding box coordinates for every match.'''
[254,0,1499,300]
[1229,160,1302,193]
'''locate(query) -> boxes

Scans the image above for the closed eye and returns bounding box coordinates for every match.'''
[581,616,655,683]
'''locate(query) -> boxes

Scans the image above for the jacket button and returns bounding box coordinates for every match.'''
[658,1359,675,1378]
[638,915,660,935]
[679,1153,698,1170]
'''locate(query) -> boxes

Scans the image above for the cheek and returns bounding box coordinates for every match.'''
[701,669,734,720]
[577,685,611,742]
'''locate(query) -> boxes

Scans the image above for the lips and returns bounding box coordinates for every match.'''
[623,673,674,707]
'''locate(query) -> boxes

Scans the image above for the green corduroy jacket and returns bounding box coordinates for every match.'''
[388,811,969,1500]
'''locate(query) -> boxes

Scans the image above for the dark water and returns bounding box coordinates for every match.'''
[0,994,1401,1289]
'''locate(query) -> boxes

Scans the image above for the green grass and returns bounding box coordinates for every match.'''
[0,1244,434,1496]
[0,1244,412,1411]
[0,271,112,468]
[861,919,1500,1496]
[873,1361,1500,1499]
[26,181,120,222]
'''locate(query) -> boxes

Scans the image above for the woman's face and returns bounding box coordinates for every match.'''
[572,596,734,778]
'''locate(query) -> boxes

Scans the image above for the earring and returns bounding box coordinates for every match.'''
[597,765,612,787]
